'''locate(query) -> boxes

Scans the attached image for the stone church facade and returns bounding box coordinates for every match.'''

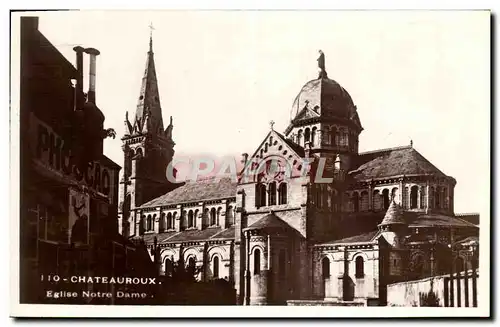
[118,38,479,305]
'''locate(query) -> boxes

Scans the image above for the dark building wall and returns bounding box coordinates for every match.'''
[19,16,140,304]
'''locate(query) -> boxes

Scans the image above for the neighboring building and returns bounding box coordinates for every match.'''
[119,41,479,305]
[20,17,155,304]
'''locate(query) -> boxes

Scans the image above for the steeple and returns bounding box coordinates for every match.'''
[119,29,177,237]
[132,33,163,134]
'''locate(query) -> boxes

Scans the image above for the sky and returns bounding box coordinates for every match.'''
[33,10,490,214]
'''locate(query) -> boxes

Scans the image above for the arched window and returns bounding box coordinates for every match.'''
[166,213,172,230]
[353,192,359,212]
[210,208,216,226]
[255,183,267,207]
[402,186,409,208]
[391,187,398,202]
[217,207,222,226]
[187,257,196,275]
[360,191,369,211]
[140,215,146,235]
[172,212,177,229]
[373,190,382,211]
[304,128,311,144]
[410,185,418,209]
[324,126,331,144]
[297,130,303,145]
[382,189,390,209]
[278,183,287,205]
[443,187,449,209]
[194,209,199,227]
[268,182,277,205]
[355,256,365,278]
[227,206,234,226]
[164,258,173,276]
[332,126,338,146]
[311,127,317,146]
[159,213,166,232]
[350,132,355,151]
[188,210,194,228]
[343,130,349,147]
[213,256,220,279]
[429,187,435,209]
[322,257,330,279]
[253,249,261,275]
[420,187,426,209]
[147,215,152,231]
[123,193,131,221]
[436,186,442,208]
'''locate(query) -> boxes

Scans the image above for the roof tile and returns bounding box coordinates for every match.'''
[140,177,237,208]
[349,146,447,181]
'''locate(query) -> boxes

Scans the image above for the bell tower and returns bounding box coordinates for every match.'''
[119,33,176,237]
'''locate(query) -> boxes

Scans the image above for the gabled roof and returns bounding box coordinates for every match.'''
[135,226,236,245]
[275,131,305,157]
[139,177,237,208]
[318,211,476,246]
[319,230,379,245]
[243,212,292,232]
[349,146,448,181]
[455,213,480,225]
[294,107,321,121]
[406,213,477,228]
[240,129,305,178]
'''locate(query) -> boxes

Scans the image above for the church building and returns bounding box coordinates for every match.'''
[118,36,479,305]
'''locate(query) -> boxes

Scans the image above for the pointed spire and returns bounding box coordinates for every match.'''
[148,22,155,53]
[124,111,133,135]
[134,30,163,135]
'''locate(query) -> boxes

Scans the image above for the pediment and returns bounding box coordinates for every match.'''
[294,107,320,122]
[239,130,305,183]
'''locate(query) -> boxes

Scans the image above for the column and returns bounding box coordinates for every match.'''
[417,187,421,209]
[244,231,250,305]
[425,182,430,213]
[398,179,403,204]
[368,182,373,211]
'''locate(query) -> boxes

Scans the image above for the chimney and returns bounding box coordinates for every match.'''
[84,47,100,104]
[73,46,85,110]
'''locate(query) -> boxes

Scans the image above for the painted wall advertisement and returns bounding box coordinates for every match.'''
[29,112,116,204]
[68,188,90,245]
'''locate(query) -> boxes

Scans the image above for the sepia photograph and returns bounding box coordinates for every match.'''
[10,9,491,318]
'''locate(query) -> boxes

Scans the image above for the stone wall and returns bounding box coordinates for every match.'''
[387,270,478,307]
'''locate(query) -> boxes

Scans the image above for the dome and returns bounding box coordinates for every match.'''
[291,76,356,121]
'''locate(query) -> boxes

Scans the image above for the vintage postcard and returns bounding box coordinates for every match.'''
[10,9,490,318]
